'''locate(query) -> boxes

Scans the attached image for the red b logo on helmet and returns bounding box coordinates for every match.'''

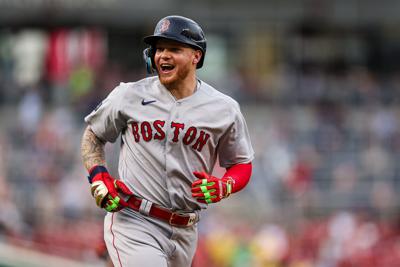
[160,19,170,33]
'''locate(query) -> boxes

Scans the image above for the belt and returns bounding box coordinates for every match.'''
[126,195,198,228]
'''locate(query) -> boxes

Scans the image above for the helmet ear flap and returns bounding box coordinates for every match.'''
[143,47,156,74]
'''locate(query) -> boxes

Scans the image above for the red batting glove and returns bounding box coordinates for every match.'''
[88,166,133,212]
[191,171,234,204]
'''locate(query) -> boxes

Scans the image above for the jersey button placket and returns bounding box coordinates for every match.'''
[164,102,180,205]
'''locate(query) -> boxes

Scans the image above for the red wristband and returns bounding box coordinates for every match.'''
[88,165,108,184]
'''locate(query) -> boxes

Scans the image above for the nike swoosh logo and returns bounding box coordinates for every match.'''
[141,99,156,105]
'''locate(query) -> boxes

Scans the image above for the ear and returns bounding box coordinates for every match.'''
[193,50,202,65]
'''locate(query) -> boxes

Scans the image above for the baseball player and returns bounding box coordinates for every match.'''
[80,15,254,267]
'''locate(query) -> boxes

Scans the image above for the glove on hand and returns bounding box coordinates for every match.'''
[88,166,133,212]
[191,171,234,204]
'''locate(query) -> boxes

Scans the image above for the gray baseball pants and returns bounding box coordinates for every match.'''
[104,208,198,267]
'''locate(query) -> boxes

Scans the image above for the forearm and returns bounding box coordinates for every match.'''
[222,162,252,193]
[81,126,106,171]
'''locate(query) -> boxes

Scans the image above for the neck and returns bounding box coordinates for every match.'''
[165,76,198,100]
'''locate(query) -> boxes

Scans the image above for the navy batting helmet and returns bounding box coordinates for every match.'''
[143,15,207,73]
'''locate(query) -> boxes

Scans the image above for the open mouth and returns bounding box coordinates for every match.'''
[160,63,175,72]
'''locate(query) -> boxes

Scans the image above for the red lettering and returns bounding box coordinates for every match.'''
[153,120,166,140]
[192,130,210,152]
[132,121,210,150]
[183,126,197,145]
[171,122,185,142]
[141,121,152,142]
[132,122,140,142]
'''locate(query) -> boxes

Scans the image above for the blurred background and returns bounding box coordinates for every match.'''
[1,0,400,266]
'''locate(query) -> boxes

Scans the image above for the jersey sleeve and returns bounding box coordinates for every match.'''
[218,102,255,168]
[84,84,128,143]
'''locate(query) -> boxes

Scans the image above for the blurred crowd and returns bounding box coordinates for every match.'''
[193,210,400,267]
[1,26,400,267]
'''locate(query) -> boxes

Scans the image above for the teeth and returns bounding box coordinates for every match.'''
[161,64,174,71]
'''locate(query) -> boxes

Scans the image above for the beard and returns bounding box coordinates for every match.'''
[158,63,192,90]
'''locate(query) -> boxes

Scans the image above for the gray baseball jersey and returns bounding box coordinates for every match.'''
[85,76,254,266]
[85,76,254,212]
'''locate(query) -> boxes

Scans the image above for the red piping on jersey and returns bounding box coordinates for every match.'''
[222,162,252,193]
[110,213,123,267]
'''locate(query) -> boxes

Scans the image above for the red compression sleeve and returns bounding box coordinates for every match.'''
[222,162,252,193]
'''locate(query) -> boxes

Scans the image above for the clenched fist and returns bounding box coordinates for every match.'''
[191,171,234,204]
[88,166,133,212]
